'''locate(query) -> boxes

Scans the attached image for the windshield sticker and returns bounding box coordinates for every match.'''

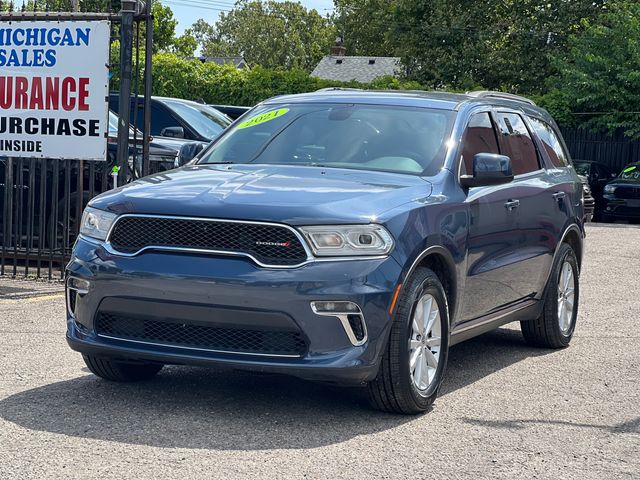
[237,108,289,129]
[623,166,637,173]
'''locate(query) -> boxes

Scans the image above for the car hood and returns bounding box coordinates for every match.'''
[606,179,640,187]
[90,164,432,224]
[149,138,208,156]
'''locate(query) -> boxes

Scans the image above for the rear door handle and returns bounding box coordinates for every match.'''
[504,199,520,211]
[553,191,566,201]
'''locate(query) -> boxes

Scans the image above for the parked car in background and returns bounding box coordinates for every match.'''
[574,160,616,220]
[601,163,640,223]
[67,90,584,414]
[107,111,207,175]
[109,95,232,143]
[210,104,251,120]
[577,175,595,221]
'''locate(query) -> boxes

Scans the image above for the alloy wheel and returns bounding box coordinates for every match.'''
[409,293,442,394]
[557,260,576,335]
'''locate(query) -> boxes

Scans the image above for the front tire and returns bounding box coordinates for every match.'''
[83,355,163,382]
[367,268,450,414]
[521,243,579,348]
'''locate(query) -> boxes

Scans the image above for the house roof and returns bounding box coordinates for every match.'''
[311,55,401,83]
[201,56,248,68]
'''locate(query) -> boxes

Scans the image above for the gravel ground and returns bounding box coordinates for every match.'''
[0,224,638,480]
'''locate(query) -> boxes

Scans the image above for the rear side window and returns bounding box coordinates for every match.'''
[528,117,569,168]
[460,112,500,175]
[495,112,540,175]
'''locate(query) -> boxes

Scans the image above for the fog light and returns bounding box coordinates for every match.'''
[311,301,360,313]
[310,301,367,346]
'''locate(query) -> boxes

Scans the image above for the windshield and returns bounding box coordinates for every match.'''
[108,110,142,137]
[573,163,590,176]
[163,100,231,140]
[197,103,455,175]
[619,164,640,181]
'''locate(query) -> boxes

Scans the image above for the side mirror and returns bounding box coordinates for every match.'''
[177,143,205,166]
[460,153,513,188]
[160,126,185,139]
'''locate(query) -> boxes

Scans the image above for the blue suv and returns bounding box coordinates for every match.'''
[66,90,585,414]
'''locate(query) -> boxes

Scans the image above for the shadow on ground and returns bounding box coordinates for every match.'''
[462,416,640,435]
[0,327,558,450]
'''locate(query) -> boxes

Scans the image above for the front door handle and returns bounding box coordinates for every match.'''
[504,199,520,211]
[553,191,566,201]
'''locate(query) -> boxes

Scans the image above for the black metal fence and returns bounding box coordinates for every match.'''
[561,127,640,173]
[0,1,152,280]
[1,158,109,278]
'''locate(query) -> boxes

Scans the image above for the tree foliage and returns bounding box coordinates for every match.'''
[192,0,335,71]
[333,0,608,93]
[546,1,640,138]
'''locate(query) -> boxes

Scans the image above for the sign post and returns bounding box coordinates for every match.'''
[0,20,111,160]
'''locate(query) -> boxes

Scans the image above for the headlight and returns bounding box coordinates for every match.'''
[298,225,394,257]
[79,207,118,241]
[604,185,616,195]
[582,184,591,195]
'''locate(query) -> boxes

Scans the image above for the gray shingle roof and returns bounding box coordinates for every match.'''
[311,55,401,83]
[201,56,248,69]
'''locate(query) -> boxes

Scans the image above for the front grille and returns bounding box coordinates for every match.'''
[108,216,308,266]
[95,312,307,356]
[615,186,640,199]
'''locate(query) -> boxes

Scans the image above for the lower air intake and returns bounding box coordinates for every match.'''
[95,312,307,357]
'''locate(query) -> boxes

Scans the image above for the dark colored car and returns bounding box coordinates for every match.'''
[577,175,595,222]
[107,110,206,174]
[574,160,616,221]
[66,90,585,414]
[109,95,232,143]
[601,163,640,223]
[209,104,251,120]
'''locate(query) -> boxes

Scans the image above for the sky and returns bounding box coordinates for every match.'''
[164,0,336,36]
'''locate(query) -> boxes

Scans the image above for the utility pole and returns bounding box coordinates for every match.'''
[142,0,153,177]
[115,0,137,186]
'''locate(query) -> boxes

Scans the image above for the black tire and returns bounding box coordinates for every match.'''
[520,243,579,348]
[83,354,163,382]
[367,268,450,414]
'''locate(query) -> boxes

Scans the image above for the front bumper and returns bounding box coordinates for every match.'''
[65,237,402,384]
[602,195,640,219]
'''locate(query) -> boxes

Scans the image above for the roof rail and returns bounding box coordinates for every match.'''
[315,87,364,92]
[466,90,536,106]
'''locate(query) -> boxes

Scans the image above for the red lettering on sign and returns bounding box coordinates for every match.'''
[0,76,91,112]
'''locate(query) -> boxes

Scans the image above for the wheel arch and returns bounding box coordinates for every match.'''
[401,246,458,321]
[559,223,584,271]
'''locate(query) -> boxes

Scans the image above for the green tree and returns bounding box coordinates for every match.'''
[333,0,397,56]
[334,0,608,93]
[548,1,640,137]
[193,0,336,71]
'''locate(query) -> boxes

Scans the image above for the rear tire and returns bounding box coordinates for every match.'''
[83,355,163,382]
[521,243,579,348]
[367,268,450,414]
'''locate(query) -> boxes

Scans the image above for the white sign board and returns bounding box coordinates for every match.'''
[0,20,110,160]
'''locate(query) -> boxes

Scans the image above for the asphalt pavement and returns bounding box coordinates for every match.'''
[0,224,638,479]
